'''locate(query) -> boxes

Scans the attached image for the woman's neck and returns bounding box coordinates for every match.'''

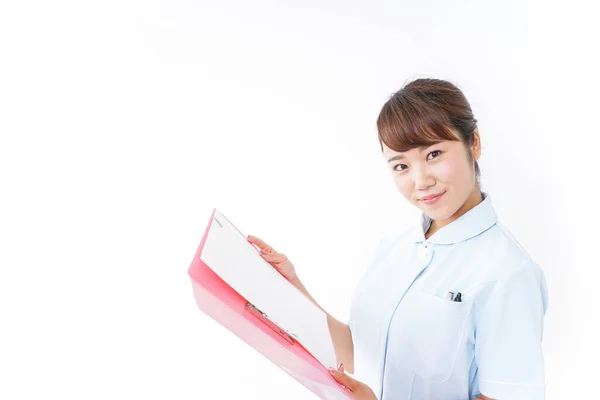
[425,188,483,240]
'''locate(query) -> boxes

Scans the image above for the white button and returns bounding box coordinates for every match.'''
[418,244,433,265]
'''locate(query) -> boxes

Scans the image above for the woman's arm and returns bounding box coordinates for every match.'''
[292,276,355,373]
[247,235,355,373]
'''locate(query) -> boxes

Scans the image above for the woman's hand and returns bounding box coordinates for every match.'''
[247,235,298,284]
[329,364,378,400]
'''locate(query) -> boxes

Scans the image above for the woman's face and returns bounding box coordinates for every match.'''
[382,131,481,224]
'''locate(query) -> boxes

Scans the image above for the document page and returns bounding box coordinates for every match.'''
[200,209,337,369]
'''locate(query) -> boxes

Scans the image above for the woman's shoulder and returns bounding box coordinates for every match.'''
[376,224,416,253]
[359,225,415,273]
[473,221,544,281]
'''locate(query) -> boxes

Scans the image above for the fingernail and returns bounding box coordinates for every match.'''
[338,363,344,371]
[261,249,267,253]
[328,367,337,374]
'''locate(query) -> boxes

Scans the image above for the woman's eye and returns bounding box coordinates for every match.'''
[394,164,407,172]
[428,150,442,160]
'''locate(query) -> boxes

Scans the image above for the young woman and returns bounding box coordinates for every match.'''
[247,78,548,400]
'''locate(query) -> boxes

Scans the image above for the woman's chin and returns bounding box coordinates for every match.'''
[423,207,452,222]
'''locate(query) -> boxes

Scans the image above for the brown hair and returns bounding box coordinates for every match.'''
[377,78,481,184]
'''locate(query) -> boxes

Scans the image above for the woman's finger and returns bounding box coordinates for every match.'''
[247,235,275,254]
[328,368,359,392]
[260,252,287,263]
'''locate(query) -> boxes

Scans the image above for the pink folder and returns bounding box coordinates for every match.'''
[188,209,353,399]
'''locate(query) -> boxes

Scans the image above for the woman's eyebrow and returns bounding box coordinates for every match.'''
[387,144,441,163]
[387,154,405,163]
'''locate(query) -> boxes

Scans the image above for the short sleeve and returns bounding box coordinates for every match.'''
[475,264,549,400]
[347,236,384,327]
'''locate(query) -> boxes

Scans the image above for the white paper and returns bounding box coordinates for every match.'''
[200,209,337,369]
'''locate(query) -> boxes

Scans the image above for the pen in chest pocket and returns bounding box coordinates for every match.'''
[447,291,462,302]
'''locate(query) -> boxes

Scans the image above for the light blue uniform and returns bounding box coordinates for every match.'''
[349,192,548,399]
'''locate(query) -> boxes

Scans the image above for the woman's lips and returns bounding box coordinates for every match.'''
[420,191,445,205]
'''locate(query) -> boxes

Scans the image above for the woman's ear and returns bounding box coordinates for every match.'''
[471,129,482,161]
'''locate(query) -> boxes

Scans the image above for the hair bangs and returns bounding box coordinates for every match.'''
[377,93,460,153]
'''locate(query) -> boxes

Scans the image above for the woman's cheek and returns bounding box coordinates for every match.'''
[394,175,412,198]
[433,157,465,183]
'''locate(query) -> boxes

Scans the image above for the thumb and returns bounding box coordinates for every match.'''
[329,368,359,391]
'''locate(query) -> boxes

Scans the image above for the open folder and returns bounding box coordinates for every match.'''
[187,209,353,399]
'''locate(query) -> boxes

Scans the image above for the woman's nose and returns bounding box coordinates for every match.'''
[413,166,434,190]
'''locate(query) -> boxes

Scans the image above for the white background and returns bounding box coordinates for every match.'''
[1,0,598,399]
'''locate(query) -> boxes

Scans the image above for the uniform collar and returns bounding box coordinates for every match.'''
[410,191,497,245]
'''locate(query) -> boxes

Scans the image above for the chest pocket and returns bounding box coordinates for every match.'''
[395,289,473,383]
